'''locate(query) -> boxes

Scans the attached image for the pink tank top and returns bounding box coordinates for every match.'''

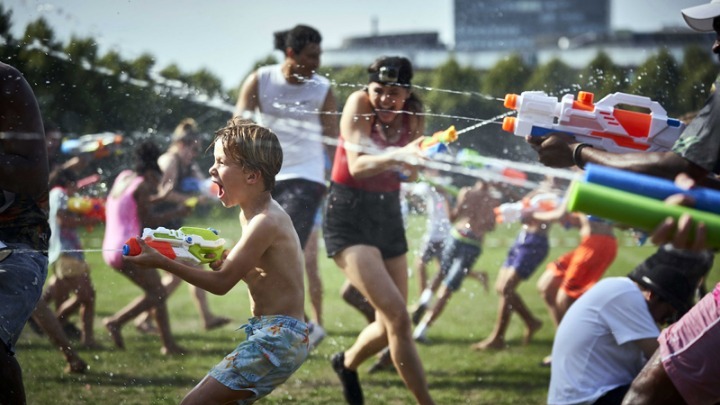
[331,115,413,193]
[102,170,145,269]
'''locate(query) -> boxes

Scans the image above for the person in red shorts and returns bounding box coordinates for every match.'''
[537,212,617,365]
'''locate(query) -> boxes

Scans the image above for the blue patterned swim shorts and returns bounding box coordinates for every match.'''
[208,315,309,403]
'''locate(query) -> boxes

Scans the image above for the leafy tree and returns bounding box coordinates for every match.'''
[325,64,366,112]
[128,53,155,81]
[525,58,578,96]
[65,36,98,65]
[423,58,483,132]
[97,50,130,75]
[482,53,532,97]
[159,63,183,81]
[0,4,17,61]
[677,45,717,114]
[21,17,61,50]
[423,58,524,160]
[629,49,681,115]
[581,51,627,95]
[186,68,223,97]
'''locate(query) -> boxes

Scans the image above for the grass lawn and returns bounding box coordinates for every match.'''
[18,209,720,404]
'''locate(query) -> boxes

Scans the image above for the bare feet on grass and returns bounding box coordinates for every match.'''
[471,337,506,351]
[103,318,125,349]
[161,344,187,356]
[134,318,159,335]
[64,356,88,374]
[523,319,543,345]
[204,316,231,331]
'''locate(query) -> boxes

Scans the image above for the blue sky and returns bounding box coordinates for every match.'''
[5,0,707,89]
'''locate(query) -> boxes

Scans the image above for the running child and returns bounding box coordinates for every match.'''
[126,118,309,405]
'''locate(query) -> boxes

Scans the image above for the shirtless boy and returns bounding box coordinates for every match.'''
[412,179,498,342]
[126,118,309,405]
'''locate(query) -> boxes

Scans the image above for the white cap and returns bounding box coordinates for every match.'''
[682,0,720,32]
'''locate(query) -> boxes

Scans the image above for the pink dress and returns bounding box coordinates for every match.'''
[102,170,145,270]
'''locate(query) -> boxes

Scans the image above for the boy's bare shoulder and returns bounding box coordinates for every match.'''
[248,200,296,238]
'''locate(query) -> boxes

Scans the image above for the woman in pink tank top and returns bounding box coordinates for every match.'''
[101,141,191,355]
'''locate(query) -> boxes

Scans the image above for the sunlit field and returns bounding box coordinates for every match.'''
[18,209,720,404]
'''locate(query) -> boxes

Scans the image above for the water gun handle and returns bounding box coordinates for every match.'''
[584,163,720,215]
[567,181,720,248]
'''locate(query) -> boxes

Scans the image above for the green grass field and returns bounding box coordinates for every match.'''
[18,210,720,404]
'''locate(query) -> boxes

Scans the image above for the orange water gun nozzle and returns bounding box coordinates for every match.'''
[502,117,516,133]
[504,94,519,110]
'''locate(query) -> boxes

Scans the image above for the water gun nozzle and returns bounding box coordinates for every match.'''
[502,117,516,133]
[504,94,518,109]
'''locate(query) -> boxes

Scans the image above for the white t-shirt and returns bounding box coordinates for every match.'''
[254,64,330,185]
[548,277,659,405]
[410,182,451,243]
[47,187,65,264]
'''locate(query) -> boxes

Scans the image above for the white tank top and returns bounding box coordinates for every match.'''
[255,64,330,184]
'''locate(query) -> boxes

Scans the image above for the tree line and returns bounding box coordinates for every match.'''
[1,4,716,164]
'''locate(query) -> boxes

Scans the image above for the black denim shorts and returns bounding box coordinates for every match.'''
[272,179,326,249]
[323,182,407,260]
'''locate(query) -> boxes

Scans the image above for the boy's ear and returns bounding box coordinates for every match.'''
[246,170,260,184]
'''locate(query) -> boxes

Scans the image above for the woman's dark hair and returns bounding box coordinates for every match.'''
[134,140,162,174]
[274,25,322,54]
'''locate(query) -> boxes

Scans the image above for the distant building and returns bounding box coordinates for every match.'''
[322,1,713,70]
[340,32,445,50]
[454,0,610,51]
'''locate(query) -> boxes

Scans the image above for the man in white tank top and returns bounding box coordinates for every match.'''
[234,24,338,348]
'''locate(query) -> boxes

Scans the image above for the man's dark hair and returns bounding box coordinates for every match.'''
[274,24,322,54]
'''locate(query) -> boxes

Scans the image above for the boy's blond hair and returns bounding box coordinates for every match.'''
[213,118,283,191]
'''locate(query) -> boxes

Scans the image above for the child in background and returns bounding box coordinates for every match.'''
[102,141,188,355]
[411,177,453,295]
[412,179,498,343]
[126,119,309,404]
[471,176,563,351]
[42,168,100,348]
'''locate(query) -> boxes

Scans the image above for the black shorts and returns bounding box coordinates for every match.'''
[272,179,326,249]
[323,182,407,260]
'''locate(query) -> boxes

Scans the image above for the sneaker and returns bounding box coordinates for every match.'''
[413,329,431,345]
[331,352,364,405]
[308,322,326,350]
[411,304,427,326]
